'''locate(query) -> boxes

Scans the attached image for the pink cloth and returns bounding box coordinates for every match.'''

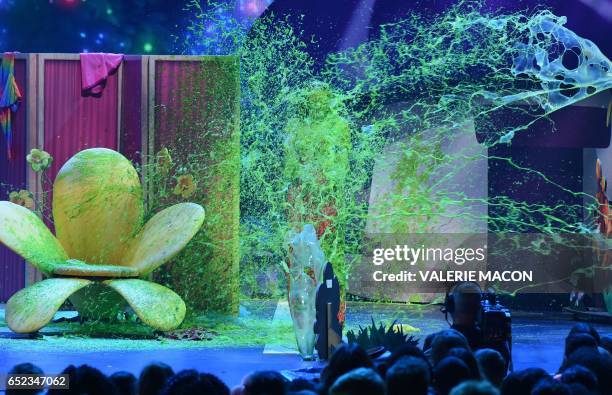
[80,53,123,95]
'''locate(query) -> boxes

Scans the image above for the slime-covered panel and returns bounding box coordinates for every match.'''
[152,57,240,314]
[0,58,27,302]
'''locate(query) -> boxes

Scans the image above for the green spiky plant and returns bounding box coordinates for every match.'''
[346,318,419,353]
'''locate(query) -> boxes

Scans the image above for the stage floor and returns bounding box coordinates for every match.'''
[0,301,610,386]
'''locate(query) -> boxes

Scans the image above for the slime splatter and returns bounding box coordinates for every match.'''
[180,1,611,299]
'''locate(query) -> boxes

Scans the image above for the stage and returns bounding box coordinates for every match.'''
[1,301,610,386]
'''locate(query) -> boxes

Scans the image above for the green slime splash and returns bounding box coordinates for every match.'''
[182,1,611,299]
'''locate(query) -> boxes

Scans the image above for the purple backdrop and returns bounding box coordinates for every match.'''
[0,58,27,302]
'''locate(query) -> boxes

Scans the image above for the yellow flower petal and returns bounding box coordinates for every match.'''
[53,148,143,265]
[124,203,205,276]
[103,279,186,331]
[0,201,68,276]
[22,197,35,210]
[6,278,91,333]
[8,191,19,202]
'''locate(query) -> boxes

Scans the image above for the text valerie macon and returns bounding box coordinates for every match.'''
[370,245,533,283]
[371,269,534,283]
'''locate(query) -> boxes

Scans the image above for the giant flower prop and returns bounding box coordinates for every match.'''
[0,148,205,333]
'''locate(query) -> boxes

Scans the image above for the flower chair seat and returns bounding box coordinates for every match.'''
[52,260,140,278]
[0,148,205,334]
